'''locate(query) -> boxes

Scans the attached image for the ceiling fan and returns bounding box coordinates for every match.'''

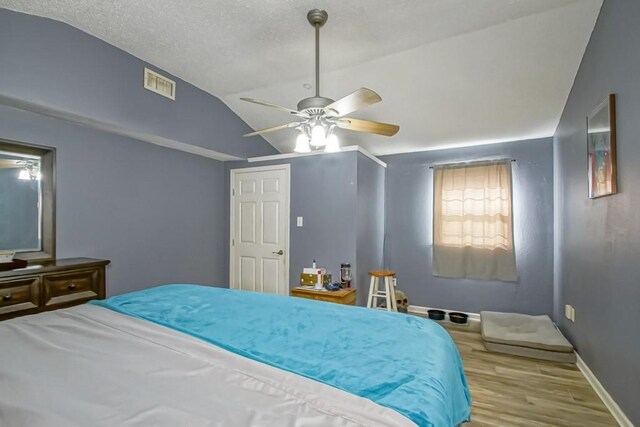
[241,9,399,153]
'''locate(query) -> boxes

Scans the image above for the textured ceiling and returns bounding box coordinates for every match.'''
[1,0,602,156]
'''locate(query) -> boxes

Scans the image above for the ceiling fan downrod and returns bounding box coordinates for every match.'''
[297,9,333,113]
[307,9,327,97]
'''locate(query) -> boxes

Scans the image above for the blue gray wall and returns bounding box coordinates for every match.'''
[554,0,640,422]
[355,153,386,306]
[0,9,276,160]
[380,138,554,315]
[0,105,227,296]
[0,9,278,296]
[225,152,359,289]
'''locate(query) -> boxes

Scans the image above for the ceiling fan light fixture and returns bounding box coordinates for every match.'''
[324,134,340,153]
[310,124,326,147]
[294,133,311,153]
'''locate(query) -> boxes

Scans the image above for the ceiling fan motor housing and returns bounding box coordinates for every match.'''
[307,9,328,27]
[296,96,335,114]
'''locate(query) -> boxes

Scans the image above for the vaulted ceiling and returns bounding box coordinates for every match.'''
[1,0,603,156]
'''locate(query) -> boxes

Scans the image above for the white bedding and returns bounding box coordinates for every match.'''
[0,304,414,427]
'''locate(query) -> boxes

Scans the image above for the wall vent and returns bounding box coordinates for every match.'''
[144,68,176,100]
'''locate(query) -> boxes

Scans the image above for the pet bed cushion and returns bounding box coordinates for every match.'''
[483,341,576,363]
[481,311,574,353]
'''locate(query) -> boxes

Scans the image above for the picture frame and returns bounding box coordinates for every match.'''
[587,94,617,199]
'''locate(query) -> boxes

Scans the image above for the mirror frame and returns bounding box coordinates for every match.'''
[0,139,56,262]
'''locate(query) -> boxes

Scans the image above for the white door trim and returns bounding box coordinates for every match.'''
[229,164,291,294]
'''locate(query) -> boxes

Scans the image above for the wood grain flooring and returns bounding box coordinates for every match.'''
[443,324,617,427]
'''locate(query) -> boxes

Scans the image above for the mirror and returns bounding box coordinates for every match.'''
[0,140,55,261]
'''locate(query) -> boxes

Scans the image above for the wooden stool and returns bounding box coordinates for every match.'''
[367,270,397,312]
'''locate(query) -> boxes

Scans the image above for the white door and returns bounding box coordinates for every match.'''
[230,165,290,295]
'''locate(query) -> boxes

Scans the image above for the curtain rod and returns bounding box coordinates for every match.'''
[428,158,516,169]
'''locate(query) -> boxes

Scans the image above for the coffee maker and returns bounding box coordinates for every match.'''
[340,263,352,288]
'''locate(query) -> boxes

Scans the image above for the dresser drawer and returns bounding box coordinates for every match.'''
[43,268,100,306]
[0,277,40,316]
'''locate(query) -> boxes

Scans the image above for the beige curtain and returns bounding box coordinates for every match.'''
[433,160,517,281]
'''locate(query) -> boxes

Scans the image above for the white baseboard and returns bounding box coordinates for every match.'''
[575,354,633,427]
[407,305,481,331]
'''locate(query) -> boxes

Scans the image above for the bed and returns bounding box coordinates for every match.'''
[0,284,471,427]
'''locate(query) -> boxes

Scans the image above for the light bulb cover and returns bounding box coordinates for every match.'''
[310,125,326,147]
[324,134,341,153]
[294,133,311,153]
[18,169,30,180]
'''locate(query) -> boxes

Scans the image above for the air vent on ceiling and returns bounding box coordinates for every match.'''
[144,68,175,100]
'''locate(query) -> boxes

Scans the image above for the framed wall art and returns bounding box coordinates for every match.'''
[587,94,617,198]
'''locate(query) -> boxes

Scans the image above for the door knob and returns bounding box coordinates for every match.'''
[272,250,284,255]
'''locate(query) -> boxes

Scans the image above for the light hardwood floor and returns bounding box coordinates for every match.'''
[443,324,617,426]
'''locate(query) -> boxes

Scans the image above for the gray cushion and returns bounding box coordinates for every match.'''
[484,341,576,363]
[481,311,574,353]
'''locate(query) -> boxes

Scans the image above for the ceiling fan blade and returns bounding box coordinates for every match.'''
[0,159,20,168]
[244,122,302,137]
[240,98,305,117]
[337,118,400,136]
[324,88,382,117]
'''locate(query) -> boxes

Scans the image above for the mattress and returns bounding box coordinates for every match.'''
[1,285,472,426]
[0,304,412,427]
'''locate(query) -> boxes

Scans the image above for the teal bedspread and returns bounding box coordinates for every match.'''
[91,285,471,427]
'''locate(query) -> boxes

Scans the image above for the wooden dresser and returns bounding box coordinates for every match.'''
[0,258,110,321]
[290,287,356,306]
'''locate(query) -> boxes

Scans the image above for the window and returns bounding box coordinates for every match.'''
[432,160,516,281]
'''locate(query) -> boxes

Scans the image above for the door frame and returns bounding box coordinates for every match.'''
[229,164,291,294]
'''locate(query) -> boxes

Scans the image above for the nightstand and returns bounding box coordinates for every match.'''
[290,287,356,306]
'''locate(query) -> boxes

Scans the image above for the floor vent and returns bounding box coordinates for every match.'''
[144,68,176,100]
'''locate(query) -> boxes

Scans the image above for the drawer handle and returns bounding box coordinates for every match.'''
[2,293,12,301]
[67,283,77,290]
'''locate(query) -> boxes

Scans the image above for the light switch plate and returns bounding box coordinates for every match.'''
[296,216,303,227]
